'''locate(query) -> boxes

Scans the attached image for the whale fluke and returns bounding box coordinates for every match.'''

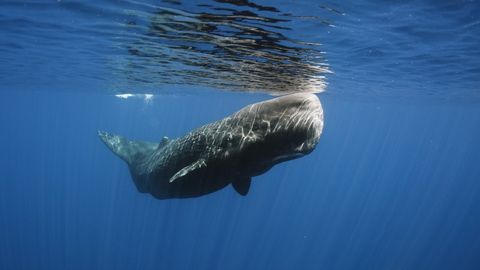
[98,131,157,165]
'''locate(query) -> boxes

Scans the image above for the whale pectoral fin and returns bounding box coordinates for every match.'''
[232,177,251,196]
[169,159,207,183]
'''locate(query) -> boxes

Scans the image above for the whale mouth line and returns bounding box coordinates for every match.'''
[271,153,305,163]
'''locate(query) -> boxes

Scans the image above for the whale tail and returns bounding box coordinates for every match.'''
[98,131,159,193]
[97,131,158,165]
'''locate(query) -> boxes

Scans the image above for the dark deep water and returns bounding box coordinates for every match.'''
[1,1,480,270]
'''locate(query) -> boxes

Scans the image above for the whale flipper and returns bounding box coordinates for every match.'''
[232,178,251,196]
[169,159,207,183]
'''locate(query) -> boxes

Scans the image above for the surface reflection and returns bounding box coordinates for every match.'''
[118,0,332,94]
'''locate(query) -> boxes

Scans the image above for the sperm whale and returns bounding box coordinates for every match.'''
[99,93,323,199]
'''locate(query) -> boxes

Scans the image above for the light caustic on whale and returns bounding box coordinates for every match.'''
[99,93,324,199]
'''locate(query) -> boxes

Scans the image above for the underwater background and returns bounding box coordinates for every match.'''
[1,0,480,269]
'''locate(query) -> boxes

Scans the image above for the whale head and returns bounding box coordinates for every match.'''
[234,93,324,175]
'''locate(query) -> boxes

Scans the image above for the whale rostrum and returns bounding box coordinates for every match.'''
[99,93,324,199]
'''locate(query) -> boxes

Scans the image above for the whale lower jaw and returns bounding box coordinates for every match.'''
[271,153,305,163]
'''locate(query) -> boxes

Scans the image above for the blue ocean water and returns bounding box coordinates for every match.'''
[1,1,480,270]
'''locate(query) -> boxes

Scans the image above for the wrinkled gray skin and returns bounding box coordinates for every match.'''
[99,93,323,199]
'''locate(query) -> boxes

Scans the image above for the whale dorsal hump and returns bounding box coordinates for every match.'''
[169,159,207,183]
[158,136,170,150]
[232,178,251,196]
